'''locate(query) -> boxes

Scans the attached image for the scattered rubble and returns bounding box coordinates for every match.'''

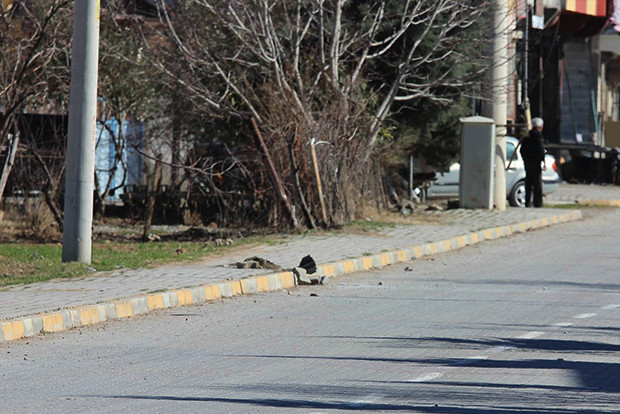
[215,238,234,246]
[230,254,327,286]
[233,256,282,270]
[146,233,161,241]
[294,255,324,285]
[178,226,243,242]
[425,203,444,211]
[394,199,418,215]
[292,266,324,285]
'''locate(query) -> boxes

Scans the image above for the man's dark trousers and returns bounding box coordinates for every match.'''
[524,159,543,207]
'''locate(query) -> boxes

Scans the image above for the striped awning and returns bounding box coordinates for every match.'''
[565,0,607,17]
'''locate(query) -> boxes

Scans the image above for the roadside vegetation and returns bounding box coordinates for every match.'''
[0,200,448,287]
[0,239,265,287]
[0,1,497,286]
[1,0,492,234]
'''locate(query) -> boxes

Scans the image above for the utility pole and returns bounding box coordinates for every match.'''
[62,0,101,264]
[483,0,509,211]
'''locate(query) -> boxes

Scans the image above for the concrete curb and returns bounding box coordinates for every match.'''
[0,210,582,342]
[575,199,620,207]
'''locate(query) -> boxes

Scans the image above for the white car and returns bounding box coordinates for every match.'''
[426,136,561,207]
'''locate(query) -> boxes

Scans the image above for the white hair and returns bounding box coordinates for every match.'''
[532,117,544,128]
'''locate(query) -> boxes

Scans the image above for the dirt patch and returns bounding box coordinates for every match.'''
[0,255,36,279]
[1,199,451,244]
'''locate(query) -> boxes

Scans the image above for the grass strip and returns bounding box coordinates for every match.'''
[0,236,282,287]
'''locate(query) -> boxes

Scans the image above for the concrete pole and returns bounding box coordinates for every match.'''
[483,0,509,211]
[62,0,101,263]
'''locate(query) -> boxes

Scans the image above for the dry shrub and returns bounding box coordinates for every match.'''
[21,199,60,241]
[183,209,204,227]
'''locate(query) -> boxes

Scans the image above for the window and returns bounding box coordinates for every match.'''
[506,141,516,162]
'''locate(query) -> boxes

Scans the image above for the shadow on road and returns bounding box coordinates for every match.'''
[90,393,611,413]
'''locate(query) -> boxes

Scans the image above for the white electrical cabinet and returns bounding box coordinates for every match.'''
[459,116,496,209]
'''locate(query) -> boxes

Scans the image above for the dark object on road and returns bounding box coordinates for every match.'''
[404,266,413,271]
[299,255,317,274]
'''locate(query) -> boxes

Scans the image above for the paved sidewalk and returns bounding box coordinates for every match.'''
[2,182,619,342]
[546,182,620,204]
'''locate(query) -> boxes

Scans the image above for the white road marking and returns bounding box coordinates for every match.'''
[517,331,545,339]
[602,304,620,310]
[553,322,573,327]
[573,313,597,319]
[407,372,443,382]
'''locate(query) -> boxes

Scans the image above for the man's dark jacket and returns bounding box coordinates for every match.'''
[520,128,545,162]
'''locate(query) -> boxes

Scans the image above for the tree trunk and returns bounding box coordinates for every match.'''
[29,143,64,230]
[142,155,162,242]
[43,184,64,231]
[250,118,297,228]
[288,138,316,230]
[93,172,105,219]
[0,131,19,202]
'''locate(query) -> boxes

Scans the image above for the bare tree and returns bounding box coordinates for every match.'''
[141,0,491,227]
[0,0,72,219]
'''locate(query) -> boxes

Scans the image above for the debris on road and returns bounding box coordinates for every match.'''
[231,254,325,285]
[293,266,324,285]
[426,203,444,211]
[233,256,283,270]
[294,255,324,285]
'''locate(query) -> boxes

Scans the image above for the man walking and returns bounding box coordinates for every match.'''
[520,117,546,208]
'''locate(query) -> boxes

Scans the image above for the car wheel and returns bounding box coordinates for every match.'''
[509,181,526,208]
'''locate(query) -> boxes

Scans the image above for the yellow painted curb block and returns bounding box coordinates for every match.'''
[576,199,620,207]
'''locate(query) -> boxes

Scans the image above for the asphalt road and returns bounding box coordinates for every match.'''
[2,209,620,413]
